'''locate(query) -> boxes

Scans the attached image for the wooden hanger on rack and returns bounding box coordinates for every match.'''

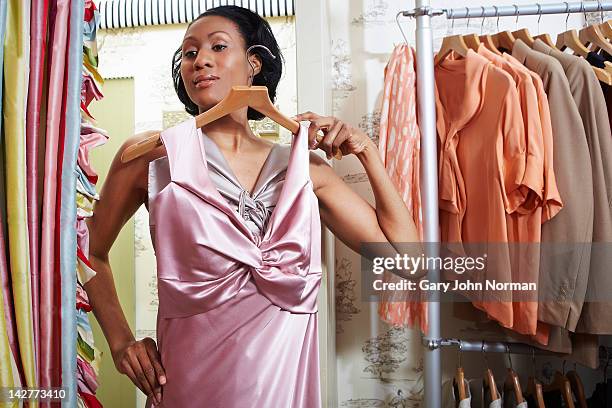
[489,5,516,52]
[556,29,590,56]
[599,20,612,39]
[121,46,341,163]
[566,365,587,408]
[525,348,546,408]
[454,342,467,401]
[434,35,470,65]
[579,24,612,55]
[556,2,590,57]
[533,4,557,48]
[482,342,500,403]
[472,6,501,55]
[542,361,575,408]
[535,33,557,48]
[461,7,482,52]
[503,345,525,405]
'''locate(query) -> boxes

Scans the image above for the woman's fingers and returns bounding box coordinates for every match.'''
[136,348,161,404]
[319,120,343,159]
[121,358,151,399]
[127,349,157,403]
[143,338,166,385]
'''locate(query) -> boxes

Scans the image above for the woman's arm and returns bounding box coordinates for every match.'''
[298,112,421,266]
[84,131,166,405]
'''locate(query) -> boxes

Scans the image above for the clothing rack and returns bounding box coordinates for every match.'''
[397,1,612,407]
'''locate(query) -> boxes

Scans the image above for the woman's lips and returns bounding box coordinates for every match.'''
[195,79,216,89]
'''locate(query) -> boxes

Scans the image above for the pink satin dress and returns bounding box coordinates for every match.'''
[146,118,322,407]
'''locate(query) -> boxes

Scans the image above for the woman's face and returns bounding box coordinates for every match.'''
[180,15,260,113]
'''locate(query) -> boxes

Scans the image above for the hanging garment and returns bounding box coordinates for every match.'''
[442,378,472,408]
[61,0,86,403]
[435,49,528,329]
[511,39,594,332]
[532,39,612,335]
[475,44,547,340]
[146,118,322,407]
[0,0,23,392]
[4,0,36,391]
[377,44,426,332]
[502,53,563,222]
[595,49,612,129]
[27,0,50,378]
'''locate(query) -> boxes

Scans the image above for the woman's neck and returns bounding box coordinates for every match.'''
[200,110,259,154]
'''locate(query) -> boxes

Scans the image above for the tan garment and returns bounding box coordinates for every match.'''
[532,39,612,335]
[512,39,594,331]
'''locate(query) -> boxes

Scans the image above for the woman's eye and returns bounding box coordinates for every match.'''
[184,50,197,58]
[212,44,227,51]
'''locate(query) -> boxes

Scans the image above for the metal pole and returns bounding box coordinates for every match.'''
[413,0,442,406]
[442,1,612,19]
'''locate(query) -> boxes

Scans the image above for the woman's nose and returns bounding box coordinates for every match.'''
[194,50,214,69]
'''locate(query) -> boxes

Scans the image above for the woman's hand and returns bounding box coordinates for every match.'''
[292,112,373,160]
[112,337,166,405]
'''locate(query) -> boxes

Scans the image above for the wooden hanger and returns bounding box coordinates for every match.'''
[121,86,341,163]
[503,345,525,405]
[566,367,587,408]
[579,24,612,55]
[479,35,502,55]
[525,348,546,408]
[481,342,499,403]
[492,31,516,52]
[463,33,481,51]
[123,45,342,163]
[533,5,557,49]
[556,29,590,57]
[599,20,612,39]
[434,35,469,65]
[512,28,535,47]
[535,33,557,48]
[542,362,575,408]
[526,377,546,408]
[454,343,467,401]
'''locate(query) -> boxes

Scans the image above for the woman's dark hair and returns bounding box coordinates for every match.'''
[172,5,283,120]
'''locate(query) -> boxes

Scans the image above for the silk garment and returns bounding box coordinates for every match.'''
[60,0,85,405]
[4,0,36,394]
[148,118,322,408]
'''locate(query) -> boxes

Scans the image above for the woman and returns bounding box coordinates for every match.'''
[84,5,419,407]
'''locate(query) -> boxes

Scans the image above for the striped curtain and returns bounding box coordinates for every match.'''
[0,0,104,407]
[95,0,296,29]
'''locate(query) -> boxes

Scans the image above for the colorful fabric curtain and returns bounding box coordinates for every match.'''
[0,0,103,406]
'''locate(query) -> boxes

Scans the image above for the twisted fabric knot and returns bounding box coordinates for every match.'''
[237,189,270,233]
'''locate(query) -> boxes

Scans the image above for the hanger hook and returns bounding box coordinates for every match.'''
[514,4,520,31]
[494,6,500,31]
[599,0,604,24]
[537,4,542,33]
[457,341,463,368]
[506,343,513,371]
[466,7,470,31]
[395,11,409,45]
[482,340,489,369]
[245,45,276,86]
[562,359,567,375]
[565,2,570,31]
[481,6,486,34]
[581,2,587,24]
